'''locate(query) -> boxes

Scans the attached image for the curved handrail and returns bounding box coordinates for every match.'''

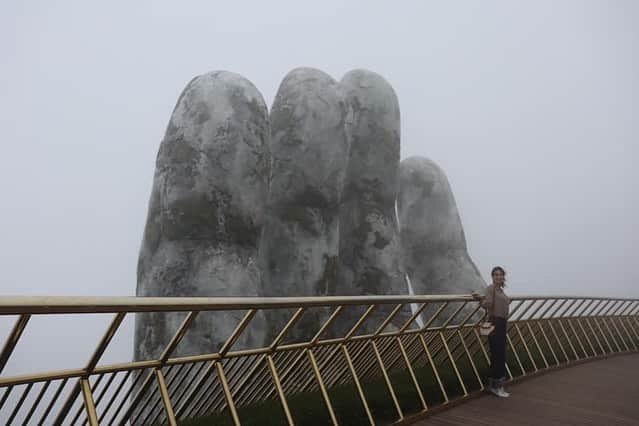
[0,294,636,314]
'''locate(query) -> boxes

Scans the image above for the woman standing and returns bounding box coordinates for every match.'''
[474,266,511,397]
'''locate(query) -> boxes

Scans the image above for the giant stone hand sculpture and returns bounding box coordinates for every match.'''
[135,71,270,361]
[398,157,486,307]
[258,68,350,342]
[337,69,409,333]
[135,69,488,366]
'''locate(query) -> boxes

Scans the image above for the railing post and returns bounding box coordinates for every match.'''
[80,378,99,426]
[523,300,552,368]
[597,301,623,353]
[306,349,339,426]
[582,300,608,354]
[124,311,198,426]
[7,382,33,425]
[544,299,571,363]
[0,314,30,375]
[534,300,560,365]
[573,300,599,356]
[564,300,589,358]
[593,300,620,352]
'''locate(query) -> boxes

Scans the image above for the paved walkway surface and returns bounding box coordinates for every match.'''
[418,353,639,426]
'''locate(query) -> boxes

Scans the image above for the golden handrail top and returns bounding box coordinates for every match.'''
[0,294,637,314]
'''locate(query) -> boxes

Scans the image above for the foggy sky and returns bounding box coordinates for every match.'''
[1,0,638,366]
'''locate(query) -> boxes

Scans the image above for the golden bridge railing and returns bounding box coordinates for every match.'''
[0,295,638,425]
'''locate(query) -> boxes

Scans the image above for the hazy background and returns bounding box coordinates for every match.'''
[0,0,637,389]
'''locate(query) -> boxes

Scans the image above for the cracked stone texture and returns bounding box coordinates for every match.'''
[398,156,485,322]
[336,69,409,334]
[258,67,350,343]
[134,71,270,363]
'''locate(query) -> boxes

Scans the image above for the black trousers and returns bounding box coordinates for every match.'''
[488,316,507,380]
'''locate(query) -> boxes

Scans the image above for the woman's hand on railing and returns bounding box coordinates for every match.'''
[470,292,483,301]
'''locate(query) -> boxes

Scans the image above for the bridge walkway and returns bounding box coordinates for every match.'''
[417,353,639,426]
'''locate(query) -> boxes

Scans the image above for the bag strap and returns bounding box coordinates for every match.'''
[489,284,496,319]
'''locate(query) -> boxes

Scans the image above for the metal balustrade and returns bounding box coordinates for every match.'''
[0,295,637,425]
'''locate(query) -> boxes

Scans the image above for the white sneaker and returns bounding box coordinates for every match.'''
[490,387,510,398]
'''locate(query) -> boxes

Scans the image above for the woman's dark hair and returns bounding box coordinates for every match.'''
[491,266,506,276]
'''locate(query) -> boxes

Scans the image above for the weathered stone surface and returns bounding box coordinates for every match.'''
[135,67,486,358]
[134,71,270,362]
[337,69,408,333]
[398,157,486,303]
[258,67,350,342]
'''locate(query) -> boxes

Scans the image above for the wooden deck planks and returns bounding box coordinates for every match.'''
[417,353,639,426]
